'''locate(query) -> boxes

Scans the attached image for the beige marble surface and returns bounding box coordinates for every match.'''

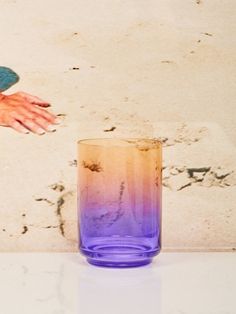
[0,0,235,251]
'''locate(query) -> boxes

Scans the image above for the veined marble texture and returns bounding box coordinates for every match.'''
[0,0,235,251]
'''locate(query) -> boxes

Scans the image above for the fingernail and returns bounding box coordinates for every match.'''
[47,125,57,132]
[37,128,46,135]
[23,130,30,134]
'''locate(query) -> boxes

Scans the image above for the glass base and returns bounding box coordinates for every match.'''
[80,240,160,268]
[87,257,152,268]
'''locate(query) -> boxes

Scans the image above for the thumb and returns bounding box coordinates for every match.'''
[18,91,51,107]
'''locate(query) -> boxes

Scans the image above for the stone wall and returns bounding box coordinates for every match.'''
[0,0,235,251]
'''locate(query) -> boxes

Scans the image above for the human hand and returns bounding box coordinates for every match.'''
[0,91,60,134]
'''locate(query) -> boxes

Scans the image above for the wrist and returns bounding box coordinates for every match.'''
[0,93,6,101]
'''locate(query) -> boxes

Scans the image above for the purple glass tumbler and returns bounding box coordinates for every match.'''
[78,138,162,268]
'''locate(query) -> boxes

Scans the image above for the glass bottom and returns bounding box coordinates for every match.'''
[80,237,160,268]
[87,257,152,268]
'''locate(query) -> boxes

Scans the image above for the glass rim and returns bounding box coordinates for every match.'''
[77,137,162,147]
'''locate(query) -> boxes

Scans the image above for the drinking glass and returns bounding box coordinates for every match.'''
[78,138,162,267]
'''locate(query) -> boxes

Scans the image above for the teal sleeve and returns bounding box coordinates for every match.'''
[0,66,20,92]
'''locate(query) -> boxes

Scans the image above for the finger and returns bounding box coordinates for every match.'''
[17,91,51,107]
[8,118,30,134]
[11,112,46,135]
[33,115,56,132]
[17,107,57,131]
[30,106,59,124]
[17,107,36,120]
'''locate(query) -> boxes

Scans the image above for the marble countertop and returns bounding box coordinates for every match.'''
[0,253,235,314]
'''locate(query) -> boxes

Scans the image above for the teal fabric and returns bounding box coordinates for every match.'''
[0,66,20,92]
